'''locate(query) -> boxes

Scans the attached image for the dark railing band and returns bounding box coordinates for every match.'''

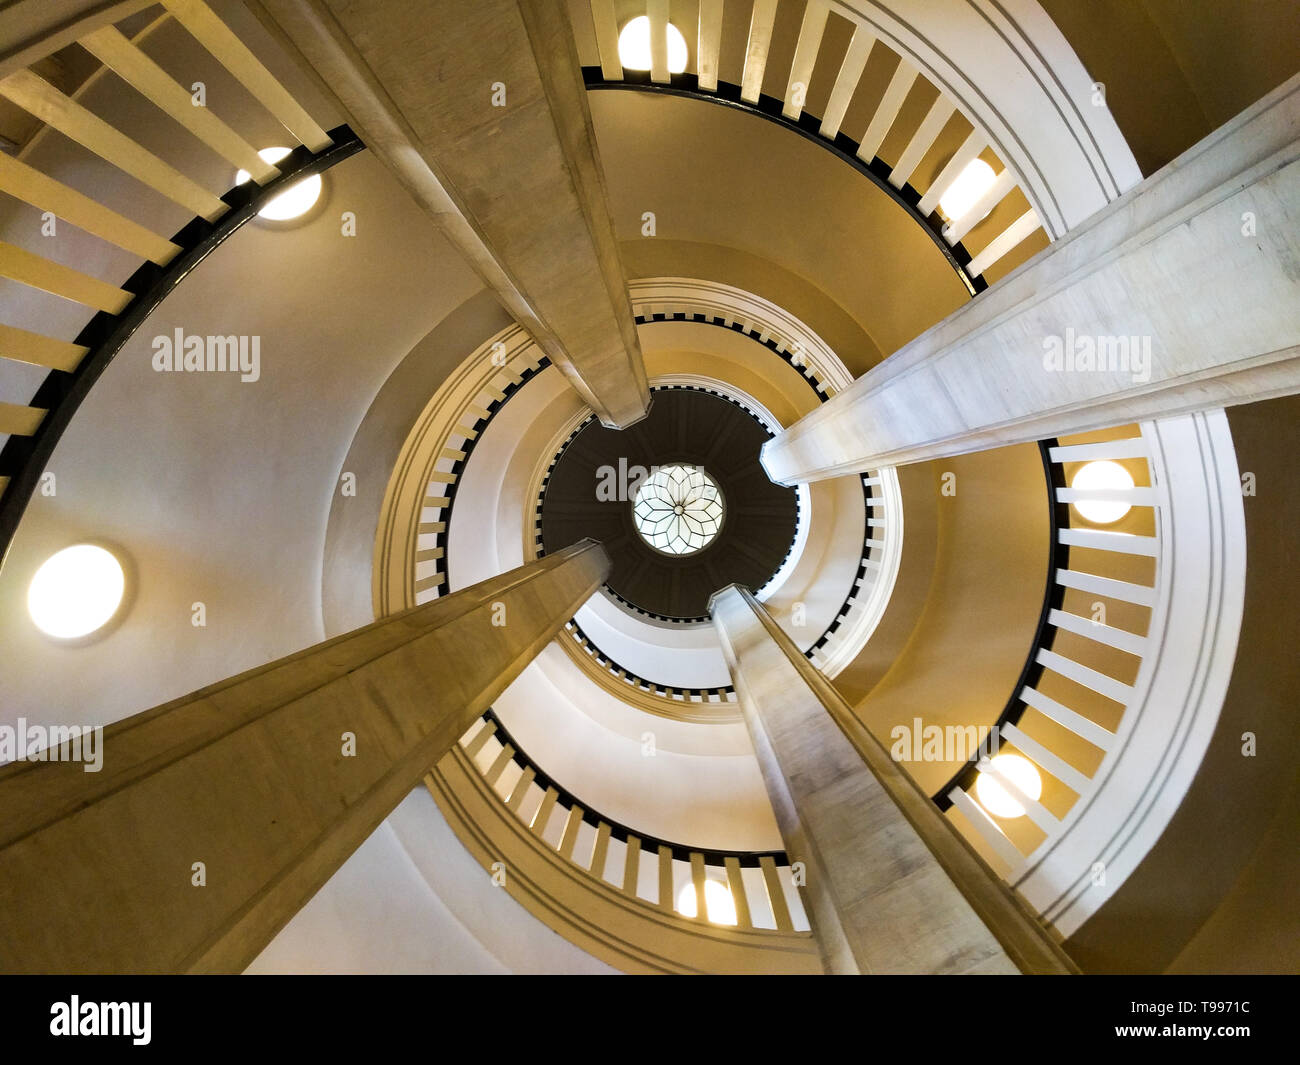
[566,618,735,700]
[583,69,986,298]
[931,439,1069,809]
[0,124,365,570]
[480,708,787,869]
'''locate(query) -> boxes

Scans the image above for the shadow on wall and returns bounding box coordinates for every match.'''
[836,442,1051,796]
[1041,0,1300,176]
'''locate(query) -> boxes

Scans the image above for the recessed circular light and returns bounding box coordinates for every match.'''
[939,158,997,222]
[618,15,688,74]
[975,753,1043,819]
[1071,459,1135,524]
[28,544,126,640]
[676,877,738,925]
[236,147,323,222]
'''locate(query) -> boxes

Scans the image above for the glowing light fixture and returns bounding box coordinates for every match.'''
[236,147,323,222]
[632,464,724,556]
[28,544,126,639]
[618,15,688,74]
[1070,459,1135,524]
[939,158,997,222]
[975,753,1043,819]
[676,878,739,925]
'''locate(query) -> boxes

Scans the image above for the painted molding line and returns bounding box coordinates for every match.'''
[629,277,855,394]
[372,322,545,616]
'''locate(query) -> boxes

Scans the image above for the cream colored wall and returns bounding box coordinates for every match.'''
[626,240,885,377]
[321,289,513,634]
[1168,773,1300,975]
[248,788,618,974]
[832,460,938,706]
[0,8,621,976]
[845,444,1051,796]
[590,91,970,368]
[0,16,482,728]
[1043,0,1300,176]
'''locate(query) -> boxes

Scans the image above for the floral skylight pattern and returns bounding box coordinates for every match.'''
[631,464,724,555]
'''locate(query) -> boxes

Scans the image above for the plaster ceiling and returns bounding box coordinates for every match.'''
[590,89,971,369]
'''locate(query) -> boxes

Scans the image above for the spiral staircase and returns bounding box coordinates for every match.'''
[0,0,1295,977]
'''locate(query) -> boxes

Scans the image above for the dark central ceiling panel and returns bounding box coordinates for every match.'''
[540,388,798,618]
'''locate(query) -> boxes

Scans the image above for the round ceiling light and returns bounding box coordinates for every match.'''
[1070,459,1135,524]
[939,158,997,222]
[28,544,126,640]
[676,878,738,925]
[975,753,1043,819]
[235,147,323,222]
[618,15,689,74]
[632,464,724,556]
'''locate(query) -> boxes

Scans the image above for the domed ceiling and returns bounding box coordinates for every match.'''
[540,386,798,618]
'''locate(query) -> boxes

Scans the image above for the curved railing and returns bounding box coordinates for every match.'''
[0,0,360,568]
[469,709,803,922]
[803,471,884,662]
[564,618,736,705]
[412,351,553,603]
[934,427,1160,874]
[399,287,859,609]
[922,414,1244,940]
[580,1,1048,296]
[424,709,821,971]
[931,439,1071,812]
[622,284,903,678]
[534,351,887,695]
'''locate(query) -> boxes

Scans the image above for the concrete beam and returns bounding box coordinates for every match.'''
[710,584,1077,974]
[253,0,650,428]
[0,541,608,973]
[762,73,1300,482]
